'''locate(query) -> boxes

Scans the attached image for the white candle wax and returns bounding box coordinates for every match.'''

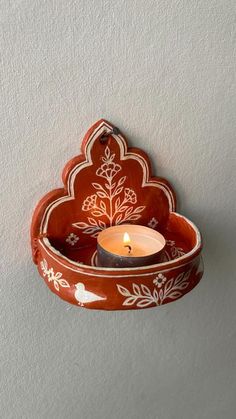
[97,224,166,267]
[100,232,164,257]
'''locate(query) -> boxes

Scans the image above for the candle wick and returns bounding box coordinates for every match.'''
[124,245,132,254]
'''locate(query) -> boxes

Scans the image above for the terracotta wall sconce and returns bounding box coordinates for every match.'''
[31,120,203,310]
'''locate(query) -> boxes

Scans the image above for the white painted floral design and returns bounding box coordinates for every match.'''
[117,270,191,307]
[148,217,159,229]
[72,146,145,237]
[166,240,185,259]
[66,233,79,246]
[40,259,70,291]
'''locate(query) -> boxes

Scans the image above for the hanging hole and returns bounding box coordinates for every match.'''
[99,127,120,144]
[100,135,108,144]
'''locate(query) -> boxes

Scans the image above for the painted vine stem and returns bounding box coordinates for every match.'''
[40,259,70,292]
[117,270,191,308]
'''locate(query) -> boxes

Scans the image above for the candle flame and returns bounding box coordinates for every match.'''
[123,232,131,244]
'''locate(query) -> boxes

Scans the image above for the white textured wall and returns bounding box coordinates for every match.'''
[1,1,236,418]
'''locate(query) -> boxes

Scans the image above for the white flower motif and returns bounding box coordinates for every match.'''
[153,273,167,288]
[82,194,97,211]
[96,146,121,180]
[66,233,79,246]
[124,188,137,204]
[96,161,121,180]
[148,217,158,229]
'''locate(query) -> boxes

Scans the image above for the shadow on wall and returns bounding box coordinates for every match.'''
[184,207,233,281]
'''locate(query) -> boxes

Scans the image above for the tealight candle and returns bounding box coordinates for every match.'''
[97,224,166,268]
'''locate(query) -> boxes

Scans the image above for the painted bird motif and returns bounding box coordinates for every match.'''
[74,283,106,306]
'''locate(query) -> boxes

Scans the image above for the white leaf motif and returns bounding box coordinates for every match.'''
[123,297,137,306]
[59,279,70,288]
[125,214,141,221]
[92,183,104,190]
[125,207,133,217]
[117,283,158,308]
[136,298,154,308]
[97,191,107,198]
[117,285,130,297]
[54,281,60,292]
[177,282,189,290]
[100,201,106,212]
[105,146,110,159]
[166,291,182,299]
[73,222,89,229]
[88,217,98,226]
[134,206,146,213]
[117,176,126,186]
[98,220,106,229]
[118,206,129,213]
[91,210,103,217]
[84,227,98,234]
[165,278,174,293]
[141,284,151,296]
[115,197,121,210]
[159,288,164,301]
[133,284,140,295]
[116,214,123,224]
[153,289,158,302]
[114,187,123,196]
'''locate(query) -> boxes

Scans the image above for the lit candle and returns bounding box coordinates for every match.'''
[97,224,166,268]
[123,232,132,254]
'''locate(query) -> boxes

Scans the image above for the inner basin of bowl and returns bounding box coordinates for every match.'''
[48,213,198,268]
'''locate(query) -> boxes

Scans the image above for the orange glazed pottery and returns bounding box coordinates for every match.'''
[31,120,203,310]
